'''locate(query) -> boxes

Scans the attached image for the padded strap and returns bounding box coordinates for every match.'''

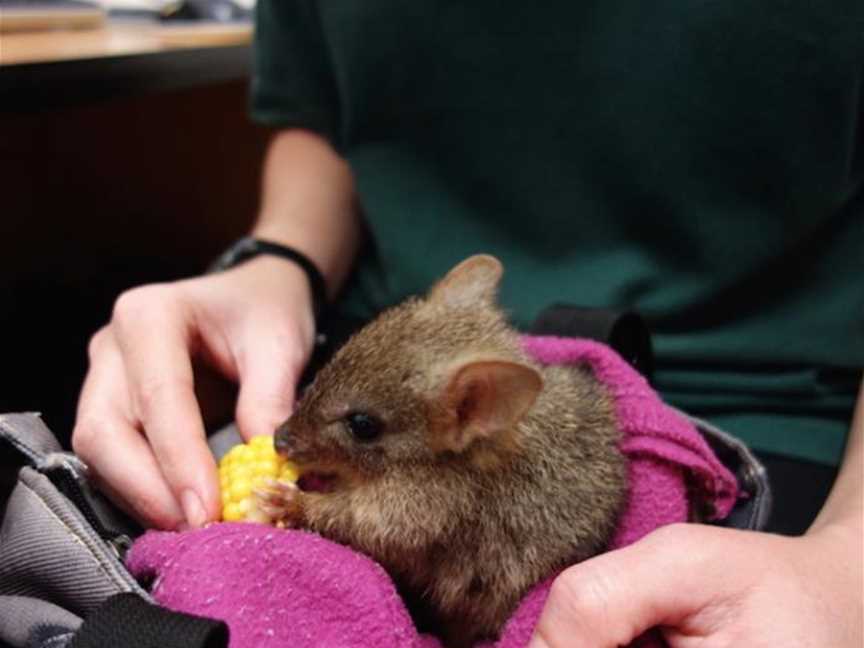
[69,593,228,648]
[531,304,654,379]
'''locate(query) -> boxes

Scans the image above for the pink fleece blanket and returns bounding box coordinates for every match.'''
[127,336,739,648]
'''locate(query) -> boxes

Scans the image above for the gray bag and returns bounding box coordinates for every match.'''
[0,409,770,648]
[0,413,228,648]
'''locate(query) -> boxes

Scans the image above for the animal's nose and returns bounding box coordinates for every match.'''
[273,422,293,456]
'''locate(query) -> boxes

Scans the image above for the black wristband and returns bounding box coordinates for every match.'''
[208,237,328,321]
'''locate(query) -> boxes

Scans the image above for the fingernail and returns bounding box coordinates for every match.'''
[180,489,206,529]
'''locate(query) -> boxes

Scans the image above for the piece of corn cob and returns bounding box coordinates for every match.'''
[218,435,299,522]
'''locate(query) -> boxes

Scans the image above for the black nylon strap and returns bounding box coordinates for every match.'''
[208,236,328,321]
[70,593,228,648]
[530,304,654,380]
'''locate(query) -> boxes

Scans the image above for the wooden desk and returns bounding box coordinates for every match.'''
[1,21,252,66]
[1,20,254,110]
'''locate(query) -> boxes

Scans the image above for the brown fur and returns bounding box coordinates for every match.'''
[267,255,627,647]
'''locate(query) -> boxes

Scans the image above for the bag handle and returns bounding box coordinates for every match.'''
[70,593,228,648]
[530,304,654,380]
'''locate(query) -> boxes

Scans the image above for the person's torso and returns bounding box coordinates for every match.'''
[257,0,864,463]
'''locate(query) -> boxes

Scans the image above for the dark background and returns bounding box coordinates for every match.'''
[0,77,270,448]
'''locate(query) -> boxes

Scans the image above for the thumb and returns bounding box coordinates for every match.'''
[233,335,308,441]
[528,524,730,648]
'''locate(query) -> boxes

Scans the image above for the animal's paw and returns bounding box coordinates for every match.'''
[250,479,304,528]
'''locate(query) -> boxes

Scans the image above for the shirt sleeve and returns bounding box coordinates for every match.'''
[250,0,342,145]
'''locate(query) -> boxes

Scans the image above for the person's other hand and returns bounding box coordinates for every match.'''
[529,522,862,648]
[72,257,316,529]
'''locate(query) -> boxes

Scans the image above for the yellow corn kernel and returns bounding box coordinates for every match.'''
[279,463,300,483]
[222,502,243,521]
[218,435,299,522]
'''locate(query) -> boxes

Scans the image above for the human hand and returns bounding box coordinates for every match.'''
[528,522,862,648]
[72,257,316,529]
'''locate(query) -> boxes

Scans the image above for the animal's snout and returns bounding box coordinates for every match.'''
[273,421,294,457]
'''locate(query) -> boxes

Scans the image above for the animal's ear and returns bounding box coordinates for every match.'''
[432,360,542,454]
[427,255,503,308]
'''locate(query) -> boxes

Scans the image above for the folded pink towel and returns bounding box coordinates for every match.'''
[127,336,739,648]
[521,336,738,548]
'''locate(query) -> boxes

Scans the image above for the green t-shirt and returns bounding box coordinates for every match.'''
[251,0,863,465]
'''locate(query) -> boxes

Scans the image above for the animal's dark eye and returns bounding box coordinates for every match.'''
[344,412,383,442]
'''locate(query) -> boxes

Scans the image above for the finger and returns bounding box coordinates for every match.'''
[111,286,220,528]
[233,323,310,441]
[73,329,185,529]
[527,524,741,648]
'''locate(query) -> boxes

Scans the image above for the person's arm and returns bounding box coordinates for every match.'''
[809,383,862,537]
[252,129,362,300]
[529,382,863,647]
[72,129,361,530]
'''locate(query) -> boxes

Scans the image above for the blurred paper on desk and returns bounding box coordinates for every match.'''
[92,0,254,12]
[92,0,177,10]
[0,1,106,33]
[157,1,252,23]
